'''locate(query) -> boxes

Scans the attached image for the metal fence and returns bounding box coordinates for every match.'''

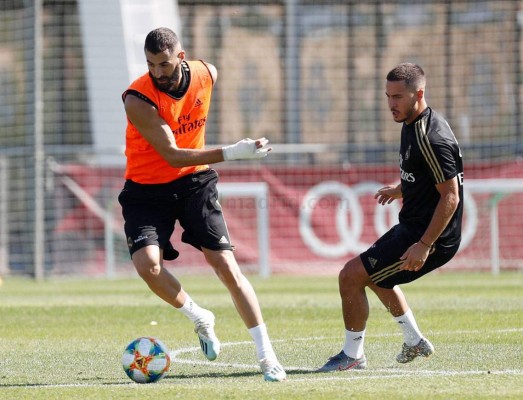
[1,0,522,277]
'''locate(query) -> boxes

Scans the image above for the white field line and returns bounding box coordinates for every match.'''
[171,327,523,373]
[18,368,523,389]
[17,327,523,389]
[289,368,523,383]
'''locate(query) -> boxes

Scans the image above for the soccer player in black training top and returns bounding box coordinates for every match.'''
[318,62,463,372]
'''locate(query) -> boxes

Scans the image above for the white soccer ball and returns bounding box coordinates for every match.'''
[121,337,171,383]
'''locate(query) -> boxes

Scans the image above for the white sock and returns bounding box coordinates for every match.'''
[248,323,275,361]
[342,329,365,359]
[393,309,423,346]
[177,295,209,323]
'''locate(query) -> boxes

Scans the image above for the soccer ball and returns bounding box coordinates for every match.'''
[121,337,171,383]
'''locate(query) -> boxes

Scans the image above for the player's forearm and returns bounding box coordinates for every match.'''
[162,137,271,167]
[162,147,225,168]
[421,191,459,246]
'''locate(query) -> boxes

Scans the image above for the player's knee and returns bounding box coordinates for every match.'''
[135,261,161,278]
[213,262,243,288]
[204,250,238,279]
[339,259,367,288]
[338,264,353,286]
[131,246,163,279]
[148,264,162,276]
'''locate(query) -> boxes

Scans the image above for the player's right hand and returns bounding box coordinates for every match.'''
[222,138,272,161]
[375,185,401,205]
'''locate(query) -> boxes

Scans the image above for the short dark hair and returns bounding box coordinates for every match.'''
[386,63,426,91]
[144,27,180,54]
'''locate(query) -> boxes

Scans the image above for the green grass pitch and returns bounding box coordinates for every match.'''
[0,271,522,399]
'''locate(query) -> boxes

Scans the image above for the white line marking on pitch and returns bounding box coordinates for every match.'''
[171,327,523,376]
[20,368,523,389]
[18,327,523,388]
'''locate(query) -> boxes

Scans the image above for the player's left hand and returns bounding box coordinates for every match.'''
[399,242,431,271]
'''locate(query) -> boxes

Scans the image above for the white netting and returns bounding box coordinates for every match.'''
[0,0,522,277]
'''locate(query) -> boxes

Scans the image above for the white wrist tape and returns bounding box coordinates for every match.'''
[222,138,270,161]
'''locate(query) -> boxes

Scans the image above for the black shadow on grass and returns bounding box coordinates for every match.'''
[0,369,319,388]
[0,369,329,389]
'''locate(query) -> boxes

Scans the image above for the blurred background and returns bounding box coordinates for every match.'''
[1,0,522,279]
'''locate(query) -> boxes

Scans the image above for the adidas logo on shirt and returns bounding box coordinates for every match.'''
[218,236,229,244]
[195,98,203,107]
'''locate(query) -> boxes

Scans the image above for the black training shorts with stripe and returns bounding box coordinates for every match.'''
[360,223,460,289]
[118,169,234,259]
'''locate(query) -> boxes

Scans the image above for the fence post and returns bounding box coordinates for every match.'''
[0,157,8,276]
[104,202,116,279]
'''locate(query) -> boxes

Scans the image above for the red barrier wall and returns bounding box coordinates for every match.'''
[53,160,523,275]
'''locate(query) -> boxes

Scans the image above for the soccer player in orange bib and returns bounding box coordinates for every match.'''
[118,27,285,382]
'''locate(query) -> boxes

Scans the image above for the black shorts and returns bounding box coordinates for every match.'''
[118,169,233,259]
[360,224,460,289]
